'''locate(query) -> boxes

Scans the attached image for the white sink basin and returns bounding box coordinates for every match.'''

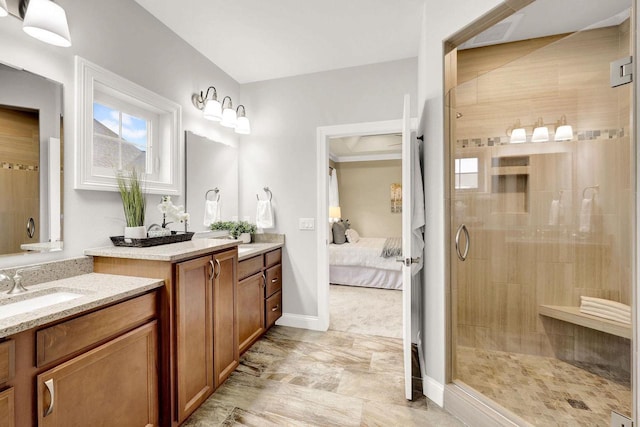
[0,290,84,321]
[237,247,253,254]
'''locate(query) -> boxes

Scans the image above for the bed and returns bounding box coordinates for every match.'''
[329,237,403,290]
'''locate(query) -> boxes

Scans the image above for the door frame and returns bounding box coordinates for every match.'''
[316,118,417,331]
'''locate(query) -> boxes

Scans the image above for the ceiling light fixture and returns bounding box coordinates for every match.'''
[234,105,251,135]
[0,0,8,17]
[531,117,549,142]
[554,115,574,141]
[220,96,237,128]
[21,0,72,47]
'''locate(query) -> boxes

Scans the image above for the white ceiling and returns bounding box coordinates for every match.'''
[134,0,426,84]
[330,134,401,162]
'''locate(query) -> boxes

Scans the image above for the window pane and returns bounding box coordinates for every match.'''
[455,174,460,188]
[454,158,460,173]
[460,158,478,173]
[122,112,148,151]
[93,102,120,136]
[92,134,121,169]
[459,173,478,189]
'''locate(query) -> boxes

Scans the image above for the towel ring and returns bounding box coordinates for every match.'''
[582,185,599,200]
[256,187,273,201]
[205,188,220,202]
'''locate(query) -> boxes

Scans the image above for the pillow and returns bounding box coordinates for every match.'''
[332,221,347,244]
[345,228,360,243]
[328,222,334,244]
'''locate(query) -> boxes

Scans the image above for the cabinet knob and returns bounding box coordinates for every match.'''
[271,305,279,312]
[271,278,279,283]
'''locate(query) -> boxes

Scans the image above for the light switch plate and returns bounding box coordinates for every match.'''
[299,218,315,230]
[611,411,633,427]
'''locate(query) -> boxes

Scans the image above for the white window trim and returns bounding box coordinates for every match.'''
[74,56,182,194]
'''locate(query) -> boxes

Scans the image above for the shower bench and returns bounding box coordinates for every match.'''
[539,305,631,339]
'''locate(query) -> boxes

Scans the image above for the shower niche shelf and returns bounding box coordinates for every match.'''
[539,305,631,339]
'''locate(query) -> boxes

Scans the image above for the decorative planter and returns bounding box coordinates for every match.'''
[239,233,252,244]
[124,226,147,242]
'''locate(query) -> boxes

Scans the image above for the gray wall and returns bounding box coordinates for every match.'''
[0,0,240,267]
[238,58,417,318]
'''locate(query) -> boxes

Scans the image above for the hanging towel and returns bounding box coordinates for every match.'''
[578,198,592,233]
[203,200,221,226]
[256,200,274,229]
[548,200,560,226]
[411,138,426,273]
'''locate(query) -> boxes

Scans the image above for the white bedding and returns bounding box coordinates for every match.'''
[329,237,401,272]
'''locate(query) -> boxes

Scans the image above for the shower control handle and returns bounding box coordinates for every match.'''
[455,224,470,261]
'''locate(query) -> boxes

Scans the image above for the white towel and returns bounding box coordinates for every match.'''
[203,200,221,226]
[580,296,631,314]
[256,200,274,229]
[411,138,426,273]
[329,169,340,207]
[578,198,592,232]
[548,200,560,226]
[579,307,630,324]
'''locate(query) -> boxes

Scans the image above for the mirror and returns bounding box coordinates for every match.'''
[185,131,238,232]
[0,63,63,255]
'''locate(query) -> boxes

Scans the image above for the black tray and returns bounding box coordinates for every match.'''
[110,231,195,247]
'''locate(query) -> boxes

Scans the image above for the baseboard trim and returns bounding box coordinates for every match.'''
[424,375,445,406]
[276,313,328,331]
[445,384,532,427]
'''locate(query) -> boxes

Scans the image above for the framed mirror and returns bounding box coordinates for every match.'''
[185,131,238,232]
[0,62,63,255]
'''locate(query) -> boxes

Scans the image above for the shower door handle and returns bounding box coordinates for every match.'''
[455,224,470,261]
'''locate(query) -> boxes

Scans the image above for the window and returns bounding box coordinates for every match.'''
[455,157,479,189]
[75,56,182,194]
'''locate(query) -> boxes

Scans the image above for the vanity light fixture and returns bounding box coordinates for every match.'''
[554,115,574,141]
[531,117,549,142]
[507,120,526,143]
[234,105,251,135]
[193,86,222,121]
[220,96,237,128]
[0,0,8,17]
[21,0,72,47]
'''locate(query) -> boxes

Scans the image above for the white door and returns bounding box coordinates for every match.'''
[401,94,423,400]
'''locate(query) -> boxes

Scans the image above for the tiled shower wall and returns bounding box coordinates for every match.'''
[452,21,632,371]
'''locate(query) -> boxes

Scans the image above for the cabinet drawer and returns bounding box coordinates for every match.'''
[265,291,282,329]
[265,265,281,297]
[0,387,14,427]
[37,292,157,367]
[0,341,15,384]
[238,255,263,280]
[265,249,281,268]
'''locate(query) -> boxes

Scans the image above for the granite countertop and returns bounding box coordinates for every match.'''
[238,242,284,261]
[0,273,163,338]
[84,238,241,262]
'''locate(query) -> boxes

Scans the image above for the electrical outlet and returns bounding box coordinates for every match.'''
[611,411,633,427]
[299,218,315,230]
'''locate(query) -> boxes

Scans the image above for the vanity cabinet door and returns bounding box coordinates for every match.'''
[212,249,238,388]
[0,387,15,427]
[175,255,214,423]
[37,322,158,427]
[237,272,265,354]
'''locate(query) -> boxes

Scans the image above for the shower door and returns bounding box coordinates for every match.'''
[449,2,634,425]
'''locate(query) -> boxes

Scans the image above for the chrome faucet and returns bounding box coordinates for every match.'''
[0,266,41,294]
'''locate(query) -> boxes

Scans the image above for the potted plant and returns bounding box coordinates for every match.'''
[116,168,146,240]
[209,221,256,243]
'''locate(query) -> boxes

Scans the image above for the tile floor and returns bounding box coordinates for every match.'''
[183,285,464,426]
[456,346,632,427]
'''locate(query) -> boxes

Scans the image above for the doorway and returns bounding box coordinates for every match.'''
[446,0,635,425]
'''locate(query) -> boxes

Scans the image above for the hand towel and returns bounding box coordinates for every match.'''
[256,200,274,229]
[548,200,560,226]
[579,198,592,232]
[203,200,221,226]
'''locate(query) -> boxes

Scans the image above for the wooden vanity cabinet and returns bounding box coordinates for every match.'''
[0,339,15,427]
[93,247,238,426]
[237,248,283,354]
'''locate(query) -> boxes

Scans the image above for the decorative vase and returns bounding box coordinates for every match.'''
[124,225,147,242]
[239,233,251,243]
